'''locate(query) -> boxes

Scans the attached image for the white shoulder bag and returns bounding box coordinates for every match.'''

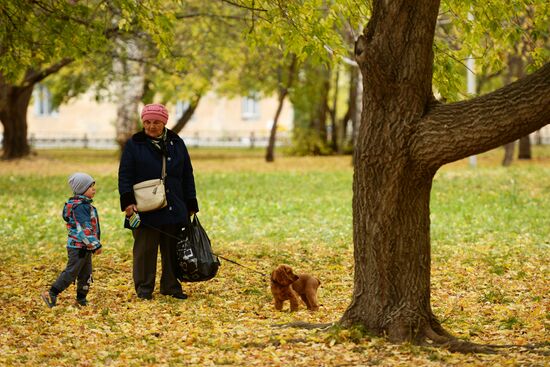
[133,156,167,212]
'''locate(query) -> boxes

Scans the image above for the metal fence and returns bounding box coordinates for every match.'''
[1,131,549,150]
[1,131,292,149]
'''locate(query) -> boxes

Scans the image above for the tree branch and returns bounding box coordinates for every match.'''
[23,58,74,86]
[171,94,202,134]
[220,0,267,12]
[412,62,550,169]
[174,12,249,21]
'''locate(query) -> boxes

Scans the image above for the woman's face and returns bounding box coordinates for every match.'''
[143,120,165,138]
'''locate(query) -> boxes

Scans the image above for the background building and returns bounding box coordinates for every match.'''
[24,86,294,149]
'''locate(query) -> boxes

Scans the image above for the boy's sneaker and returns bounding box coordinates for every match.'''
[41,291,57,308]
[76,297,88,306]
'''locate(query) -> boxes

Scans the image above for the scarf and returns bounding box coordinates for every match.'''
[148,128,168,156]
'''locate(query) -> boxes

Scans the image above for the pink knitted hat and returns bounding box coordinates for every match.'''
[141,103,169,124]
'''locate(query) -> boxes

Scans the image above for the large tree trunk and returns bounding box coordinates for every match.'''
[341,0,441,342]
[341,0,550,346]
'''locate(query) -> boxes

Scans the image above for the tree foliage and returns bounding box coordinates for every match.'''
[0,0,182,158]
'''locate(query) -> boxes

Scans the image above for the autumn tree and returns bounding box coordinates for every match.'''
[0,0,220,158]
[0,0,176,159]
[340,0,549,347]
[234,0,549,348]
[0,1,86,159]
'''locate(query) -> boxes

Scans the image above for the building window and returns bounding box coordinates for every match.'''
[33,84,56,116]
[241,94,260,120]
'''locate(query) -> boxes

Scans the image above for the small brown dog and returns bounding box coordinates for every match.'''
[270,264,320,311]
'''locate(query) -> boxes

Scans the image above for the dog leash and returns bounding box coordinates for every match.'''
[139,221,268,278]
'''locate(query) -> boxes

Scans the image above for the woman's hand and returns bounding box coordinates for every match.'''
[125,204,137,217]
[95,248,103,255]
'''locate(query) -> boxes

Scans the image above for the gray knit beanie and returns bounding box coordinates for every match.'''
[68,172,95,195]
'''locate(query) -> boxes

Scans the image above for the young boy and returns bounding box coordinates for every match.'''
[41,172,102,307]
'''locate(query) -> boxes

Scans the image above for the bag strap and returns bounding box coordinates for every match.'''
[161,155,166,180]
[141,219,268,278]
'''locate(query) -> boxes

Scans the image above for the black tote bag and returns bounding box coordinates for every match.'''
[176,215,220,282]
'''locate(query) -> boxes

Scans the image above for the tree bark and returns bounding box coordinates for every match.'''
[341,0,550,345]
[413,63,550,168]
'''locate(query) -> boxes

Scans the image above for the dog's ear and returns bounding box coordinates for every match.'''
[282,265,297,283]
[272,266,284,284]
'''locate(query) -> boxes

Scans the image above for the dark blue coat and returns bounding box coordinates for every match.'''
[118,129,199,228]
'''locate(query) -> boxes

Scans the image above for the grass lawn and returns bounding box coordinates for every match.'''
[0,146,548,366]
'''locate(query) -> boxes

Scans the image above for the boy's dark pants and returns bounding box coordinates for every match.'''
[52,248,93,298]
[132,224,182,298]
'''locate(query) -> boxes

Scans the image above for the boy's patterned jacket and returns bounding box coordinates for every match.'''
[62,195,102,251]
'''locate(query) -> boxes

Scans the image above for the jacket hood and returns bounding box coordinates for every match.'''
[63,196,92,222]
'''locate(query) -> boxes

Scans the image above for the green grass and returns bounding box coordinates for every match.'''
[2,147,548,259]
[432,165,550,246]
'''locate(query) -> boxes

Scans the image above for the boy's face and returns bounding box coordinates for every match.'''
[83,183,96,199]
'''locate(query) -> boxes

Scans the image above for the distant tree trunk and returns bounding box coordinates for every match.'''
[341,0,550,347]
[307,66,330,155]
[533,130,542,145]
[266,55,297,162]
[501,53,529,165]
[171,94,202,134]
[318,72,330,147]
[502,141,515,166]
[518,135,531,159]
[352,67,362,157]
[115,84,141,150]
[0,60,72,159]
[114,43,143,151]
[265,88,287,162]
[0,82,32,160]
[338,66,360,153]
[329,66,340,152]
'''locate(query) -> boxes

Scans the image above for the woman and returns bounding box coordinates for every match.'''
[118,103,198,300]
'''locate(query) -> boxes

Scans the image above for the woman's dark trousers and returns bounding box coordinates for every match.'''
[132,224,182,298]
